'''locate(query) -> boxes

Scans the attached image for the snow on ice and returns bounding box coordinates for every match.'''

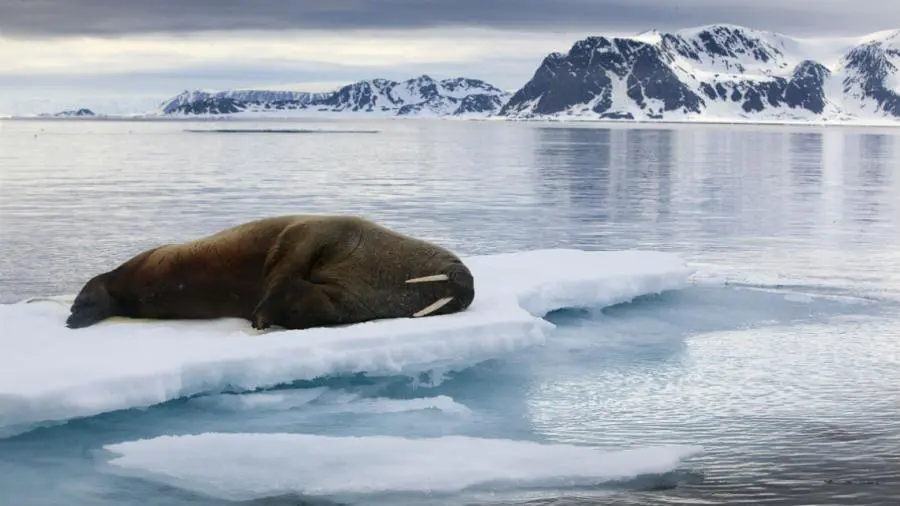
[0,248,693,437]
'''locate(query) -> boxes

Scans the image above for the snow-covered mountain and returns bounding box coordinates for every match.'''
[159,75,511,117]
[39,108,96,118]
[498,24,900,122]
[11,25,897,125]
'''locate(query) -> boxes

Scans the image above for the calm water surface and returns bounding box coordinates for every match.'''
[0,118,898,505]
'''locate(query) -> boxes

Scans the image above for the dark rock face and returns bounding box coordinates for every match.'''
[500,37,703,118]
[160,90,319,115]
[320,81,386,112]
[622,39,704,114]
[49,108,96,117]
[453,94,505,115]
[440,77,504,95]
[784,60,831,114]
[159,75,510,117]
[841,39,900,116]
[165,97,242,115]
[688,60,830,115]
[662,25,790,72]
[500,25,900,120]
[499,51,613,117]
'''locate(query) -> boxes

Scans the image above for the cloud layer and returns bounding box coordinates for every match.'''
[2,0,897,37]
[0,28,581,115]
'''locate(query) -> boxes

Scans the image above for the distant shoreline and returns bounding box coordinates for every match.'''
[3,113,897,129]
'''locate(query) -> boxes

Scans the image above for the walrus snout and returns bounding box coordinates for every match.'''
[405,261,475,317]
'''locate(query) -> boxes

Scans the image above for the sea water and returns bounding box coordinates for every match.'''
[0,118,898,505]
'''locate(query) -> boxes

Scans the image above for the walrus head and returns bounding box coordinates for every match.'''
[66,274,118,329]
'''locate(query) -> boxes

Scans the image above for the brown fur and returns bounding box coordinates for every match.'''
[66,215,475,331]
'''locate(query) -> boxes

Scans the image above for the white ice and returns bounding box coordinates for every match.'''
[190,387,474,416]
[0,248,692,437]
[101,432,702,501]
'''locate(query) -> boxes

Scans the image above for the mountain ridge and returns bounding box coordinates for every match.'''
[11,24,899,125]
[498,24,900,122]
[158,75,511,118]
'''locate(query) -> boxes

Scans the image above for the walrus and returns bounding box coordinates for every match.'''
[64,214,475,331]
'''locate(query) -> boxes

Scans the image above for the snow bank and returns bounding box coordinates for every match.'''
[101,433,702,501]
[0,249,692,437]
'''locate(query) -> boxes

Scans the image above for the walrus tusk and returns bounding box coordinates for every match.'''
[406,274,449,283]
[412,297,454,317]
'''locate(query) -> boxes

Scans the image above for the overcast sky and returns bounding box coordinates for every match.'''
[0,0,896,115]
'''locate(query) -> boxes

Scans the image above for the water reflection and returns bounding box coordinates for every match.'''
[784,131,824,237]
[848,133,893,225]
[620,128,674,222]
[532,127,612,220]
[531,127,680,250]
[788,132,823,190]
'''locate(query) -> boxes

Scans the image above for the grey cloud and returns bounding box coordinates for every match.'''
[1,0,896,38]
[0,55,539,95]
[0,64,354,92]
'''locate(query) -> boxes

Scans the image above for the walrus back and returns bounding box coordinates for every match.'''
[106,216,302,321]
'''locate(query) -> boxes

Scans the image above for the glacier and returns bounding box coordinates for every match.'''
[100,433,702,502]
[0,248,693,438]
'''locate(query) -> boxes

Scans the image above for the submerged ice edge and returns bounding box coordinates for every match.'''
[0,317,551,439]
[190,389,475,416]
[688,265,900,305]
[0,249,693,439]
[99,433,704,501]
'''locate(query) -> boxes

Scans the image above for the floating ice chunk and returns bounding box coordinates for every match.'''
[192,389,472,416]
[316,393,474,416]
[0,249,692,437]
[102,433,702,501]
[188,387,333,412]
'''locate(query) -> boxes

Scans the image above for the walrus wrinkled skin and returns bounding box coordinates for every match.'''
[65,215,475,331]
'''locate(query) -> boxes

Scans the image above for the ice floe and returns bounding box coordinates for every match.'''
[101,432,703,501]
[0,248,693,437]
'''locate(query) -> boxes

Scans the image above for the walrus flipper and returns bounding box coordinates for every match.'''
[252,222,334,331]
[251,278,345,331]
